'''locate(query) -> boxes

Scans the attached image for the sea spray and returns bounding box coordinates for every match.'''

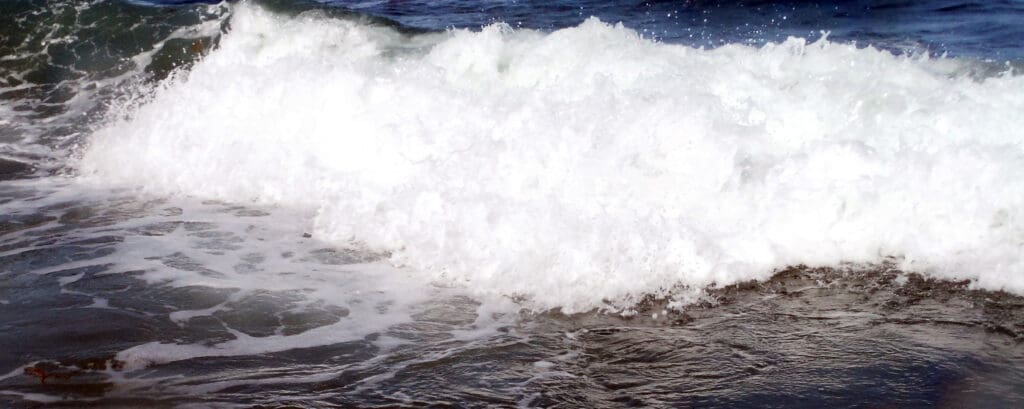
[81,3,1024,313]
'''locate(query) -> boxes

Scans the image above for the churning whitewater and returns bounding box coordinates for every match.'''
[81,3,1024,313]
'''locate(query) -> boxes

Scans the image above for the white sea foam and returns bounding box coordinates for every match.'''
[80,3,1024,313]
[0,180,469,369]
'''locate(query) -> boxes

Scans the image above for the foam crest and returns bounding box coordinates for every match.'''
[81,3,1024,312]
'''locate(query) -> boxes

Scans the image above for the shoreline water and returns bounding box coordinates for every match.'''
[2,218,1022,406]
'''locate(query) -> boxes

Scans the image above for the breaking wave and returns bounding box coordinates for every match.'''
[80,2,1024,312]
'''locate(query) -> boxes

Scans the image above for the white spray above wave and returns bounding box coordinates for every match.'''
[81,3,1024,312]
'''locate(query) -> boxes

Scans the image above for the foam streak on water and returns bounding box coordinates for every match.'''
[79,2,1024,313]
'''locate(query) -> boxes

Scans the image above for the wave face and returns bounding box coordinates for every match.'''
[81,3,1024,312]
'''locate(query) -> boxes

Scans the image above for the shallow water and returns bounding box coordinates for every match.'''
[2,0,1024,407]
[2,186,1023,406]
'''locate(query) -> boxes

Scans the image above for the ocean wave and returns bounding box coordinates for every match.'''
[80,2,1024,312]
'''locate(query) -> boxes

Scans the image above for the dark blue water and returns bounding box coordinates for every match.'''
[135,0,1024,59]
[321,0,1024,60]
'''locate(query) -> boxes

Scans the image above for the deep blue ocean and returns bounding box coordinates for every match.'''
[331,0,1024,60]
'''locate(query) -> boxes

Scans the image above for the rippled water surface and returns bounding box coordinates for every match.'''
[2,183,1023,406]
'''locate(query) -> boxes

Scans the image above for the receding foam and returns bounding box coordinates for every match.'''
[80,3,1024,313]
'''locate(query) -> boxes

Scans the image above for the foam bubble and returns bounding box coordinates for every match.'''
[80,3,1024,313]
